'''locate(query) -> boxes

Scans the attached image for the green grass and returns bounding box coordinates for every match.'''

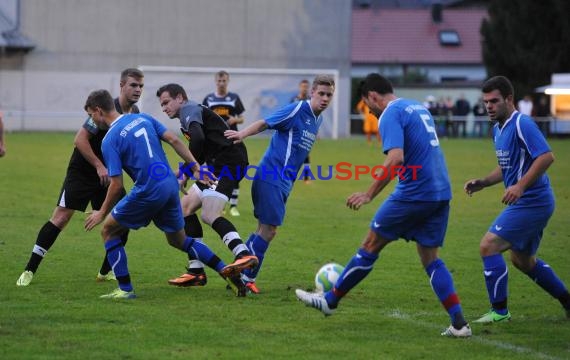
[1,133,569,359]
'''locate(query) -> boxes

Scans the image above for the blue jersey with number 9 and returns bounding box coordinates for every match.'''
[379,98,451,201]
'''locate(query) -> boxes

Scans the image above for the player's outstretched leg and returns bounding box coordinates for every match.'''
[17,221,62,287]
[296,248,378,316]
[295,289,335,316]
[523,258,570,318]
[181,236,247,297]
[241,233,269,294]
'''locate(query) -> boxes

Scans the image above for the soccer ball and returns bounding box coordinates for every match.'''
[314,263,344,293]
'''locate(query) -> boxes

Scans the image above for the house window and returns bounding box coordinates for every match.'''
[439,30,461,46]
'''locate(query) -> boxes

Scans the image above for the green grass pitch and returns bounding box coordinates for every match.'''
[1,133,569,359]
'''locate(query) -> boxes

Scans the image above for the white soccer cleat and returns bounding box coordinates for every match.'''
[100,288,136,300]
[441,324,472,338]
[295,289,335,316]
[16,270,34,286]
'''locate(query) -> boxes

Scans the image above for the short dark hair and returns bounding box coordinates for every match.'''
[84,89,114,112]
[299,79,310,85]
[360,73,393,97]
[481,76,514,99]
[216,70,229,78]
[156,83,188,101]
[120,68,144,83]
[312,74,335,90]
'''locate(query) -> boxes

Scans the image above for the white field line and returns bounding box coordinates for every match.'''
[387,309,562,360]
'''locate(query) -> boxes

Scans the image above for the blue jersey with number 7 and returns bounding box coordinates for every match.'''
[379,98,451,201]
[102,113,178,199]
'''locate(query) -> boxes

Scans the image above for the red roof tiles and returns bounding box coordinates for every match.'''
[352,8,488,64]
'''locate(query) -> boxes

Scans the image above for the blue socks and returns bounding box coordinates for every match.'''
[183,237,225,272]
[482,254,509,314]
[105,238,132,292]
[526,258,568,299]
[242,233,269,281]
[426,259,463,323]
[325,248,378,307]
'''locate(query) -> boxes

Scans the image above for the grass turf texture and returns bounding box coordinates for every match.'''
[1,132,569,359]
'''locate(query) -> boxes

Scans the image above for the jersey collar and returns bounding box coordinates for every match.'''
[109,114,125,128]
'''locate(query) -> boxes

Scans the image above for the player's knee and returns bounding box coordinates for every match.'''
[510,253,534,272]
[259,227,277,242]
[50,209,73,229]
[362,231,385,254]
[200,212,215,225]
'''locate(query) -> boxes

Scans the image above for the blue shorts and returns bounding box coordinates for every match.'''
[371,199,450,247]
[111,187,184,233]
[489,198,554,255]
[252,180,289,226]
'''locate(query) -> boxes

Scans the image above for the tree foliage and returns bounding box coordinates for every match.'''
[481,0,570,99]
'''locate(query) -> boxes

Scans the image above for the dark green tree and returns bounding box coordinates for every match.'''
[481,0,570,100]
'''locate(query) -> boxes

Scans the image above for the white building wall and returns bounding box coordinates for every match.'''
[1,0,352,137]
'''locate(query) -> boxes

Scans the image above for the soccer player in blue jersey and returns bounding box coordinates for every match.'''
[16,68,144,287]
[464,76,570,323]
[225,74,335,294]
[295,73,471,337]
[82,89,250,299]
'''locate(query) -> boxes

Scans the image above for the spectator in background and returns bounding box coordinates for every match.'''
[356,98,381,147]
[534,95,550,136]
[424,95,439,116]
[473,97,487,117]
[534,95,550,117]
[453,94,471,117]
[0,108,6,157]
[517,95,533,116]
[203,71,246,217]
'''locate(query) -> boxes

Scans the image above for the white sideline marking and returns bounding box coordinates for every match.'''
[387,309,562,360]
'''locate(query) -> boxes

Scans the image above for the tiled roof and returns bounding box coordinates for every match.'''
[352,8,488,64]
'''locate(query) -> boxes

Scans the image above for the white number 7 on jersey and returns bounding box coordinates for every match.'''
[134,128,154,158]
[420,113,440,147]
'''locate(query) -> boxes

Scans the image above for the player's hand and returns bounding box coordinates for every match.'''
[194,168,217,187]
[96,165,110,186]
[224,130,243,144]
[85,210,105,231]
[227,116,237,126]
[502,184,523,205]
[346,192,371,210]
[0,143,6,157]
[178,174,189,195]
[464,178,485,196]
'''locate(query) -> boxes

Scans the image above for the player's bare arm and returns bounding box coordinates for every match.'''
[228,114,245,126]
[84,175,124,231]
[161,130,216,186]
[464,165,503,196]
[502,151,554,205]
[224,119,267,143]
[74,127,109,186]
[347,148,404,211]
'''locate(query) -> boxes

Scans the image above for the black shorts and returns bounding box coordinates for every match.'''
[56,169,125,212]
[196,155,247,199]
